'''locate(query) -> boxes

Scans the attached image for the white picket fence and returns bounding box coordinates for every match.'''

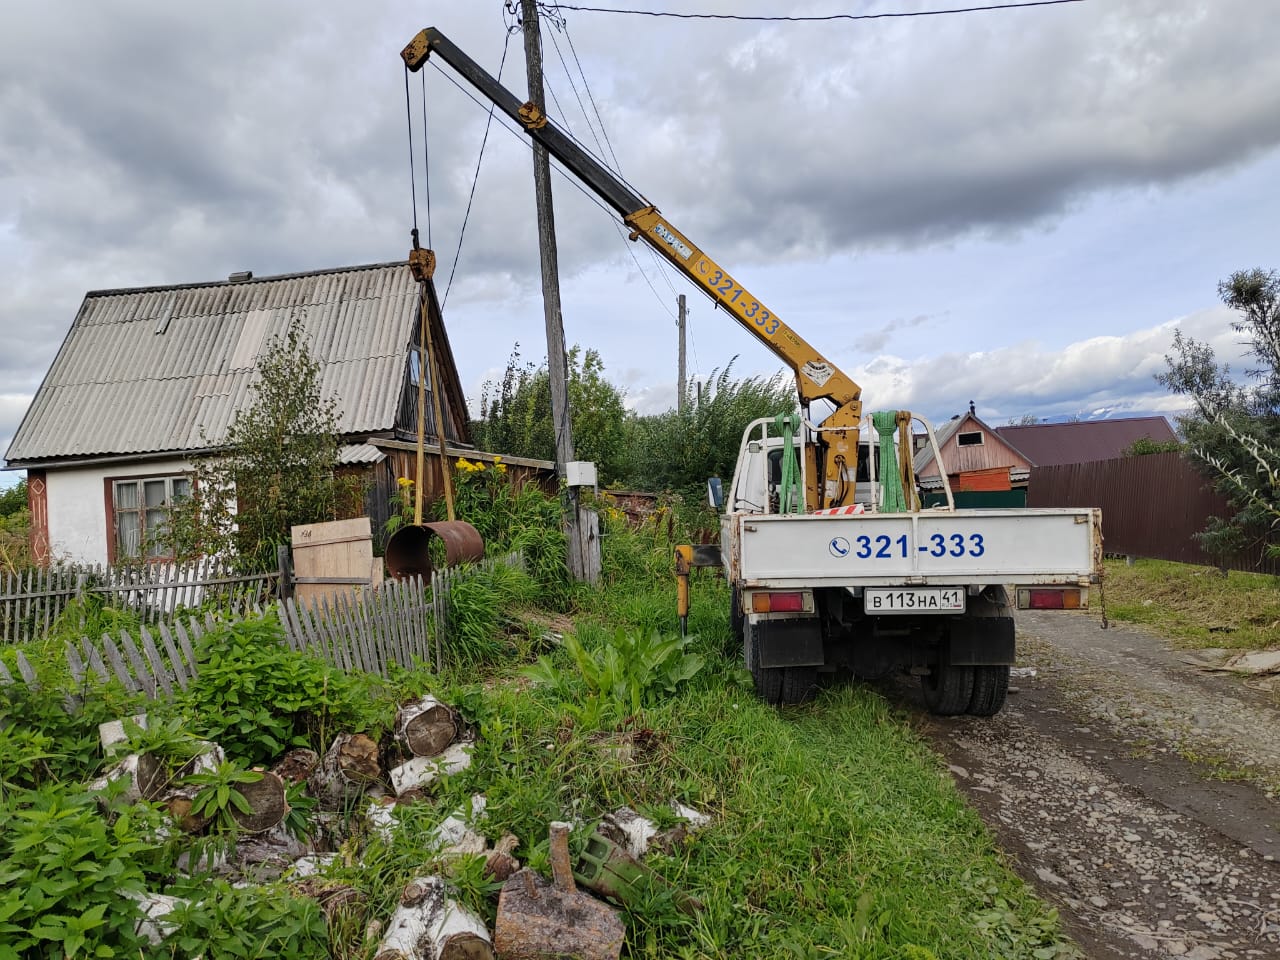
[0,551,524,698]
[0,559,278,644]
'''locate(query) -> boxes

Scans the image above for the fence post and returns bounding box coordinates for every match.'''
[277,544,293,601]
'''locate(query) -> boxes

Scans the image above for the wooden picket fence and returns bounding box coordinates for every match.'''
[0,558,278,645]
[0,551,524,698]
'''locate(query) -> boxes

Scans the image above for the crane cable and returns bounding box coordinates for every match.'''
[443,30,513,308]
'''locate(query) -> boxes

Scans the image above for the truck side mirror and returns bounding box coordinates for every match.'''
[707,477,724,511]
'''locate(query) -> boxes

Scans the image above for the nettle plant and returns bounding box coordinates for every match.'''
[178,613,383,765]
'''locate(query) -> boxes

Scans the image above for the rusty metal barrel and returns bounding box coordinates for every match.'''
[384,520,484,580]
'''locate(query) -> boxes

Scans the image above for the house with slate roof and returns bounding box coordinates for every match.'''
[3,262,551,566]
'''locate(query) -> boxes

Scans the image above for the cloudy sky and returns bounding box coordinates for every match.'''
[3,0,1277,485]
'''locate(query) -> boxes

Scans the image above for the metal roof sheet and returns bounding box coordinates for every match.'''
[6,262,419,466]
[993,416,1178,467]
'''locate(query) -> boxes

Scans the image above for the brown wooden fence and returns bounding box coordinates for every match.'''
[1027,452,1280,574]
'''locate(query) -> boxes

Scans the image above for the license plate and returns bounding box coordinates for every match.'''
[864,588,965,614]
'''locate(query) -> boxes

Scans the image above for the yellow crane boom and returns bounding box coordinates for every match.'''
[403,27,863,508]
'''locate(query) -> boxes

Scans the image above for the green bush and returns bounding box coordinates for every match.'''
[0,784,168,959]
[0,679,138,787]
[523,625,705,728]
[178,612,383,764]
[159,879,328,959]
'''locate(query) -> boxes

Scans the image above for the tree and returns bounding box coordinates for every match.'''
[471,345,627,482]
[618,361,796,494]
[167,317,347,571]
[0,479,29,573]
[1156,268,1280,559]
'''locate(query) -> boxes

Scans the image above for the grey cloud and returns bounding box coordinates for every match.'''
[846,305,1245,425]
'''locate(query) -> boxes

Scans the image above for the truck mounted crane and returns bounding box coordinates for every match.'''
[403,27,1102,716]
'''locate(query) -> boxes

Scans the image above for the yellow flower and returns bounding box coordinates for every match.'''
[455,458,473,472]
[493,455,503,464]
[397,476,414,489]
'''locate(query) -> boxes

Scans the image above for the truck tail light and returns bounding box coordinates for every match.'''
[750,591,807,613]
[1017,587,1083,610]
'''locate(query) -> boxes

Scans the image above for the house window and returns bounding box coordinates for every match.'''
[112,475,191,560]
[407,346,432,387]
[957,431,984,447]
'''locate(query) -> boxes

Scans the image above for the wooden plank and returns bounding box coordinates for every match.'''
[15,651,36,686]
[388,580,411,670]
[119,630,157,699]
[173,620,199,677]
[80,636,111,684]
[0,658,12,685]
[98,633,140,694]
[156,621,190,690]
[138,625,174,698]
[64,640,86,687]
[291,517,373,609]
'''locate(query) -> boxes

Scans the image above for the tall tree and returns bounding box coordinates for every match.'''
[1156,268,1280,559]
[619,361,797,494]
[473,346,626,482]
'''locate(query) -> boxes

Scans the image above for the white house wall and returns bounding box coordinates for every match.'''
[46,458,194,566]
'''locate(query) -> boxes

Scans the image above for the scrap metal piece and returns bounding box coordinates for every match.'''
[494,822,623,960]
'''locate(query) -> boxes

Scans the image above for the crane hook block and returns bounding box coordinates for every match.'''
[409,247,436,282]
[517,102,549,130]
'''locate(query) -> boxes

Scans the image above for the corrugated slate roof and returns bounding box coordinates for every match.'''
[6,262,419,466]
[994,416,1178,467]
[337,443,386,465]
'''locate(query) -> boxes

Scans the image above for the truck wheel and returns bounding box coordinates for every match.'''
[920,663,974,716]
[744,620,782,705]
[966,665,1010,717]
[780,666,818,705]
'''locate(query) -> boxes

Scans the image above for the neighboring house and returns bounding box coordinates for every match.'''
[993,416,1178,468]
[3,262,552,567]
[913,410,1034,494]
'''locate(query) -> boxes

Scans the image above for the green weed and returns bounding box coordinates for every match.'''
[1104,557,1280,649]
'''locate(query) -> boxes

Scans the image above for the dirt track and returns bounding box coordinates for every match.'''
[894,611,1280,959]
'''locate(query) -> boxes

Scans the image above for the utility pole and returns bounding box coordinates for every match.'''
[520,0,591,581]
[676,293,687,414]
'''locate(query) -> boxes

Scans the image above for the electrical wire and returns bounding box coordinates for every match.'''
[547,1,1085,21]
[540,42,677,319]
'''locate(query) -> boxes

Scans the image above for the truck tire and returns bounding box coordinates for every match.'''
[966,665,1010,717]
[920,663,974,716]
[780,666,818,705]
[744,620,782,705]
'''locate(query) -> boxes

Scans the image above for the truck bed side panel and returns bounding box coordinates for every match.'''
[731,509,1100,587]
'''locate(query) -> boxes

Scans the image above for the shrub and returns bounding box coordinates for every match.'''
[178,612,382,764]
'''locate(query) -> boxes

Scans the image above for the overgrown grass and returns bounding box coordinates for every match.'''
[421,554,1080,959]
[1103,557,1280,649]
[1,479,1081,958]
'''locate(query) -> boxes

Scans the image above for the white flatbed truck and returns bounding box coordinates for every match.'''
[405,27,1104,716]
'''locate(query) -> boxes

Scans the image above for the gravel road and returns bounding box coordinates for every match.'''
[896,610,1280,959]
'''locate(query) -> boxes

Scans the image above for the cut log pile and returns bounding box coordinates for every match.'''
[88,692,712,959]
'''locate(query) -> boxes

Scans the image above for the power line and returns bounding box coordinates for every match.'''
[547,1,1084,21]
